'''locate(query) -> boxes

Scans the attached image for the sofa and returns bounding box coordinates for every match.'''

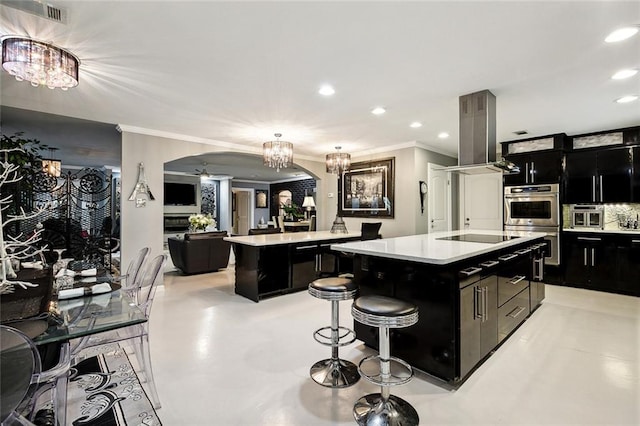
[167,231,231,275]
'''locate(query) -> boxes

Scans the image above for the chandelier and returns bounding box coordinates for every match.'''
[1,36,79,90]
[263,133,293,172]
[326,146,352,234]
[326,146,351,175]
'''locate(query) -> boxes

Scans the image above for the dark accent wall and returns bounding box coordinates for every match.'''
[201,180,218,218]
[270,178,316,218]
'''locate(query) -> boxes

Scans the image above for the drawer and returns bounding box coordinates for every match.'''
[498,288,530,342]
[498,273,528,306]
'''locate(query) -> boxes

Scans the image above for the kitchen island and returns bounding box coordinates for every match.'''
[225,231,361,302]
[331,229,546,384]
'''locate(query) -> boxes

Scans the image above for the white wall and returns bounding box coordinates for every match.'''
[120,131,329,267]
[120,130,459,267]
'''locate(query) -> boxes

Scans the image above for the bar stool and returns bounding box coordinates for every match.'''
[351,295,419,426]
[308,277,360,388]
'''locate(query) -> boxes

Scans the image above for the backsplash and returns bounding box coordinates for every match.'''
[603,204,640,230]
[562,204,640,230]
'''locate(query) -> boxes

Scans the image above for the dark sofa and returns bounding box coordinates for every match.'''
[167,231,231,275]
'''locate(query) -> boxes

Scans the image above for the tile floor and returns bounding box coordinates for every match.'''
[149,268,639,425]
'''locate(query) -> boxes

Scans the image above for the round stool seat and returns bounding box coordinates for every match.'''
[309,277,357,301]
[352,295,418,328]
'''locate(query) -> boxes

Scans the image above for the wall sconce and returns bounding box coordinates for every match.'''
[42,148,62,177]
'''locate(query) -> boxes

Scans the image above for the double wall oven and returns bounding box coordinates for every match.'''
[504,184,560,266]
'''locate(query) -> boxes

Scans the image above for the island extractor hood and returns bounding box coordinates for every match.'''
[443,89,519,175]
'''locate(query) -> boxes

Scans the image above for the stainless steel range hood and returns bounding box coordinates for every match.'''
[443,90,518,175]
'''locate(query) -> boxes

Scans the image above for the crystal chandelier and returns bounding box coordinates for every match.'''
[326,146,351,175]
[326,146,351,234]
[263,133,293,172]
[1,36,79,90]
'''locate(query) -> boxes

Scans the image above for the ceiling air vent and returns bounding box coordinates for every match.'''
[3,0,67,24]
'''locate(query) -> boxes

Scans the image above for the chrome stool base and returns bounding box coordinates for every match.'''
[353,393,419,426]
[310,358,360,388]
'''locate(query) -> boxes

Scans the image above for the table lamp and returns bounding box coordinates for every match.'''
[302,195,316,220]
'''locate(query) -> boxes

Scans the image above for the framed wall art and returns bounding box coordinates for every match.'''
[338,157,394,218]
[255,189,269,208]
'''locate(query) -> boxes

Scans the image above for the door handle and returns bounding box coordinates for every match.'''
[583,247,587,266]
[591,248,595,266]
[592,175,596,202]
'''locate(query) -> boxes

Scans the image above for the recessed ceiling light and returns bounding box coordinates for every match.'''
[616,95,638,103]
[605,26,639,43]
[318,85,335,96]
[371,107,386,115]
[612,69,638,80]
[409,122,422,128]
[438,132,450,139]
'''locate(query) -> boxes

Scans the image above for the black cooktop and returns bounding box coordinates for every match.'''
[436,234,520,244]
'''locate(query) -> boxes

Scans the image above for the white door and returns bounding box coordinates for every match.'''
[428,164,450,233]
[461,173,503,230]
[235,190,251,235]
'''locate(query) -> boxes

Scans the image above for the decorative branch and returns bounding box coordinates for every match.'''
[0,147,50,294]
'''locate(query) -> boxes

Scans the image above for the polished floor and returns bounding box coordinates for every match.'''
[149,267,639,425]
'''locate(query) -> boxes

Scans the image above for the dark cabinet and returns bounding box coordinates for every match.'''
[503,151,564,186]
[563,233,617,290]
[614,236,640,296]
[459,274,497,378]
[565,147,632,203]
[290,244,319,289]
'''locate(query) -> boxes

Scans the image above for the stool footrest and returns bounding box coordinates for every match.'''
[313,326,356,347]
[357,354,413,387]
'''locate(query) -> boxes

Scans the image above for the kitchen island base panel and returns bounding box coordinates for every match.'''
[349,235,544,385]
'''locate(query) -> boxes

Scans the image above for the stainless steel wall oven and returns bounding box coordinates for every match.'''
[504,184,560,266]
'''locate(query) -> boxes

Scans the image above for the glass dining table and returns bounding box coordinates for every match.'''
[1,273,146,426]
[34,277,147,346]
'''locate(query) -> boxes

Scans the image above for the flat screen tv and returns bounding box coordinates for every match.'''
[164,182,197,206]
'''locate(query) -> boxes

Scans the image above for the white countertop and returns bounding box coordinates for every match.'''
[224,230,362,247]
[330,229,546,265]
[563,228,640,235]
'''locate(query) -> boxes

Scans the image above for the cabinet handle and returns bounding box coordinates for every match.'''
[296,244,317,250]
[632,240,640,244]
[592,175,596,202]
[577,237,601,241]
[474,287,482,320]
[534,258,544,281]
[583,247,587,266]
[525,163,529,184]
[591,248,595,267]
[507,306,527,319]
[599,175,603,202]
[530,162,535,183]
[498,254,518,261]
[509,275,526,285]
[482,287,488,323]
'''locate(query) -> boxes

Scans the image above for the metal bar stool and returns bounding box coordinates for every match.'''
[308,277,360,388]
[351,295,419,426]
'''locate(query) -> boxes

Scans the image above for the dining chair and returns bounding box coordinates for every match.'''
[70,254,166,409]
[113,246,150,300]
[276,215,285,233]
[1,326,70,426]
[308,215,317,232]
[361,222,382,241]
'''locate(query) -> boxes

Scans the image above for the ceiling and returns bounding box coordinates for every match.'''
[1,1,639,180]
